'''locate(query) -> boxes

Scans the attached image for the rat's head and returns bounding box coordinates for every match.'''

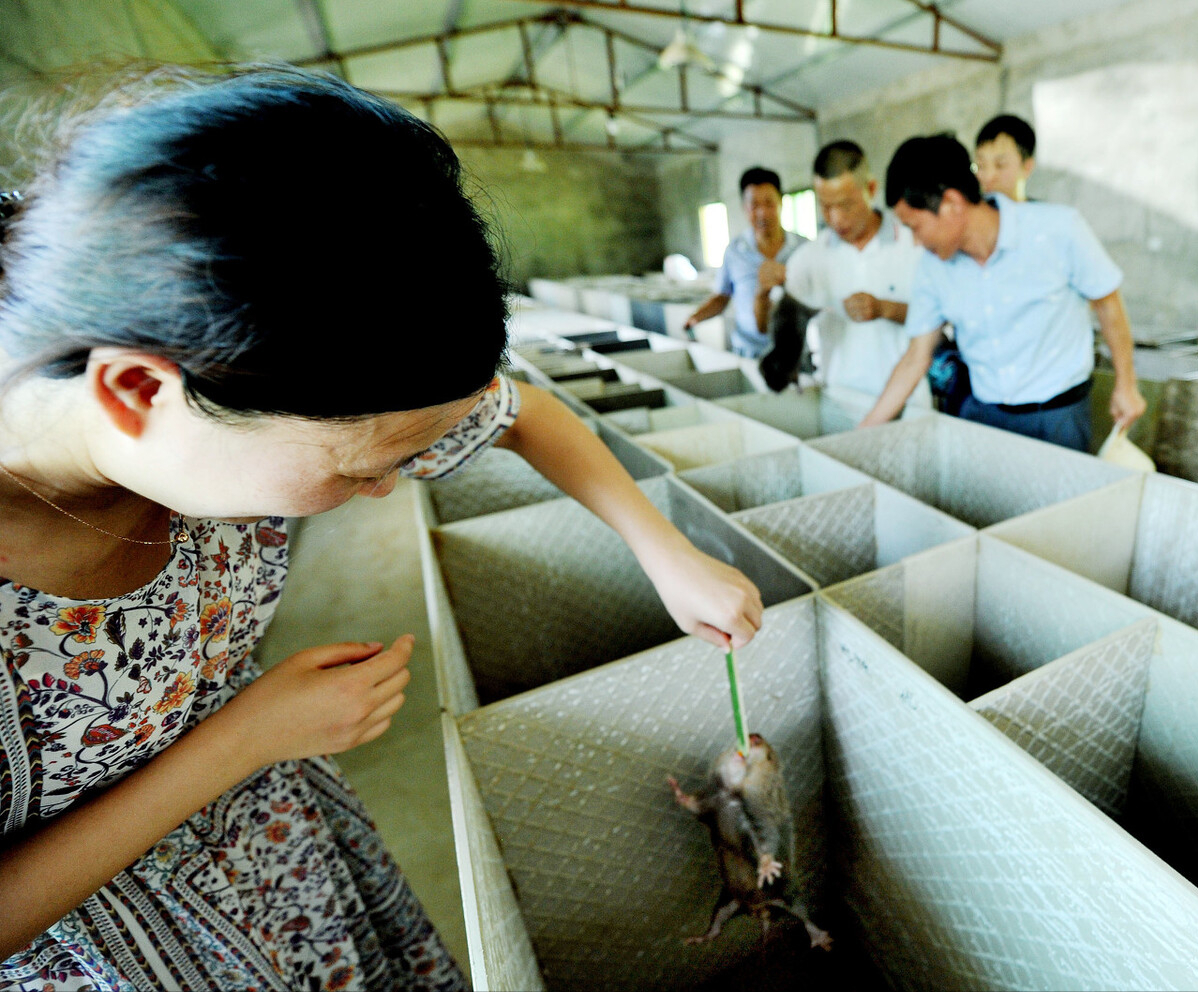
[746,733,779,771]
[715,734,778,789]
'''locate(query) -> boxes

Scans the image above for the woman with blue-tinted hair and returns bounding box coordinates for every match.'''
[0,65,762,990]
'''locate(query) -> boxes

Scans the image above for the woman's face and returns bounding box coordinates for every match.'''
[93,369,481,520]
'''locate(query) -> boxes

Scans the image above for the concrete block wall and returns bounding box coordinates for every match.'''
[457,146,668,293]
[657,154,719,270]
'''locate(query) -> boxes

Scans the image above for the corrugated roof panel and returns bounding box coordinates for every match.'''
[620,68,688,108]
[320,1,445,54]
[454,0,555,31]
[445,25,524,91]
[344,44,442,94]
[832,0,938,38]
[11,0,1151,152]
[567,107,672,148]
[877,12,996,57]
[532,28,620,104]
[778,44,942,106]
[173,0,315,61]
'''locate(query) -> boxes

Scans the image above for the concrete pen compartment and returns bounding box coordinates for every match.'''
[712,384,931,441]
[660,367,759,402]
[809,414,1132,528]
[817,592,1198,992]
[730,483,974,588]
[443,596,837,992]
[433,583,1198,991]
[821,535,1198,883]
[986,469,1198,630]
[632,419,799,472]
[422,475,811,709]
[419,434,671,528]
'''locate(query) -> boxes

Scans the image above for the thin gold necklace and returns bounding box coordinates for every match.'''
[0,460,188,546]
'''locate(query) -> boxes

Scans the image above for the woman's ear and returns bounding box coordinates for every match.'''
[89,351,183,438]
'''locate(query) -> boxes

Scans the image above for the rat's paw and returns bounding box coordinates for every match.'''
[757,854,783,887]
[668,776,700,813]
[806,923,833,952]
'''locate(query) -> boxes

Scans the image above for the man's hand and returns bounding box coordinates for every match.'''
[757,259,786,293]
[843,292,881,322]
[858,327,941,426]
[843,293,907,324]
[1110,380,1147,429]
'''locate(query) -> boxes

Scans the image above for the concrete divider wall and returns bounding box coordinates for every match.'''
[819,598,1198,992]
[809,416,1133,528]
[422,435,668,528]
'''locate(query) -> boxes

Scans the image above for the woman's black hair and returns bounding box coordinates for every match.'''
[0,65,510,419]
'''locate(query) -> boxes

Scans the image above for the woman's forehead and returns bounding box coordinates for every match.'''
[337,394,480,452]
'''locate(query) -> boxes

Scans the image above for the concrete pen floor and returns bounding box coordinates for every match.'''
[255,478,471,983]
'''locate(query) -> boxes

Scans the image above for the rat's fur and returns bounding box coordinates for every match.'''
[668,734,832,950]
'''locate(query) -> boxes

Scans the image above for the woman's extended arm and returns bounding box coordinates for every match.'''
[494,382,763,647]
[0,636,412,959]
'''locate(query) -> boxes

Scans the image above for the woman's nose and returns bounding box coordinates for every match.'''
[359,472,399,498]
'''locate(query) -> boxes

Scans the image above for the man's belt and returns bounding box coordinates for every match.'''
[996,378,1092,415]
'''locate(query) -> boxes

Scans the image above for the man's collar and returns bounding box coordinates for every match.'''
[985,192,1018,253]
[874,208,900,246]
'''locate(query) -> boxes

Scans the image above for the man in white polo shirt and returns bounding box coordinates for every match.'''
[761,141,929,405]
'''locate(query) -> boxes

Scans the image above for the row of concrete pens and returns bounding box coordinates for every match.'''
[413,298,1198,992]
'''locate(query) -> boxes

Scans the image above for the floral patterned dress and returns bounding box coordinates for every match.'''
[0,376,520,991]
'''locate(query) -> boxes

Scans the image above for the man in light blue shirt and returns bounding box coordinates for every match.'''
[860,134,1145,451]
[684,167,806,358]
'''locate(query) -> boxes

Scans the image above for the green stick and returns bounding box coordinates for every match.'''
[725,648,749,753]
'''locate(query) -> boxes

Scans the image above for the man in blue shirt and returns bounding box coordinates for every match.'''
[860,134,1145,451]
[684,166,806,358]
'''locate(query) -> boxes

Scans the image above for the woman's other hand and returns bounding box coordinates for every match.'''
[225,636,414,767]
